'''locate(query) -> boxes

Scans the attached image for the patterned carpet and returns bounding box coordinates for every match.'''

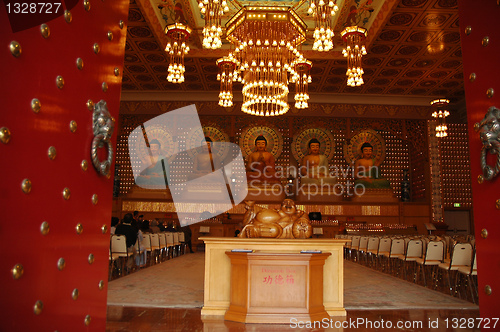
[107,252,478,310]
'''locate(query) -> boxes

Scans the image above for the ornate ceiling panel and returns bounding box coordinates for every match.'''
[122,0,465,122]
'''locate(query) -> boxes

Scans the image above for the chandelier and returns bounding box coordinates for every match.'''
[341,26,367,87]
[291,59,312,109]
[198,0,229,49]
[431,99,450,138]
[164,23,191,84]
[217,54,239,107]
[308,0,339,52]
[221,6,308,116]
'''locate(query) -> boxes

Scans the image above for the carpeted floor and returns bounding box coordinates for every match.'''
[107,252,478,310]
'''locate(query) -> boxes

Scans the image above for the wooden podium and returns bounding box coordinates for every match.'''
[200,237,348,318]
[225,251,331,324]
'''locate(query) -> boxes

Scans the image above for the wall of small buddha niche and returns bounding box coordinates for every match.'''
[115,102,442,202]
[440,123,473,209]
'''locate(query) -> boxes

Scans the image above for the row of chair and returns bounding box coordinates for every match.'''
[142,232,187,264]
[109,232,187,279]
[337,234,478,303]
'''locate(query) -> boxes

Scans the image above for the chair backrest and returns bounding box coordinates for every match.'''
[150,233,160,248]
[450,243,473,267]
[142,233,152,250]
[345,235,353,248]
[405,239,423,259]
[173,232,180,245]
[179,232,185,242]
[351,236,360,249]
[367,237,380,251]
[166,232,174,246]
[159,233,167,247]
[111,235,128,254]
[359,236,369,251]
[378,238,392,253]
[424,240,444,261]
[390,239,405,255]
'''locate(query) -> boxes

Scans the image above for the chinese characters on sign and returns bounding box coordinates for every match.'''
[262,267,295,285]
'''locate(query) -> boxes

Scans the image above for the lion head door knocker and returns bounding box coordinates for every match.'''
[478,106,500,181]
[91,100,115,177]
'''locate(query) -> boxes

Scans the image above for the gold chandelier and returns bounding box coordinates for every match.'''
[341,26,367,87]
[431,99,450,137]
[164,23,191,84]
[221,6,308,116]
[308,0,339,52]
[217,54,239,107]
[198,0,229,49]
[291,59,312,109]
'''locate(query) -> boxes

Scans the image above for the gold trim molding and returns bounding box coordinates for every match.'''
[120,100,432,119]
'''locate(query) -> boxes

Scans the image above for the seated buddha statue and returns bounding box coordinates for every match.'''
[299,138,337,187]
[135,139,169,187]
[188,137,218,181]
[246,135,280,186]
[354,142,391,189]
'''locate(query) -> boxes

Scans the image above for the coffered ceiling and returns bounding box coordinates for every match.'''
[121,0,466,122]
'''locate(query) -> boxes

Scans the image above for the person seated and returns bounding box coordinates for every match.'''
[354,142,391,189]
[135,139,169,187]
[110,216,120,235]
[246,135,280,186]
[149,219,161,233]
[141,220,153,233]
[239,199,312,239]
[165,221,176,232]
[181,225,194,253]
[300,138,337,186]
[114,213,139,270]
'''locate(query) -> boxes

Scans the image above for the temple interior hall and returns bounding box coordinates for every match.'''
[1,0,499,331]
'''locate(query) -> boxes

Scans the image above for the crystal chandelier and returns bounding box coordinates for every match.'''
[291,59,312,109]
[308,0,339,52]
[217,54,239,107]
[223,6,308,116]
[431,99,450,138]
[164,23,191,83]
[341,26,367,87]
[198,0,229,49]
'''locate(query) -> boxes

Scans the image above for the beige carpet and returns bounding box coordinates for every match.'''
[107,252,478,310]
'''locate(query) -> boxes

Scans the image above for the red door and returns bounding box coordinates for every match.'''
[0,0,129,330]
[459,0,500,318]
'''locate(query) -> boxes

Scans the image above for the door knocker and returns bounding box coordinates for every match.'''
[478,106,500,181]
[91,100,115,177]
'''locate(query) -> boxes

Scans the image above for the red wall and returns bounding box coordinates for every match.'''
[459,0,500,317]
[0,0,129,330]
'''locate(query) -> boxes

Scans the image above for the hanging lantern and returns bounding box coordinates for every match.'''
[164,23,191,84]
[308,0,338,52]
[198,0,229,49]
[341,26,367,87]
[217,54,239,107]
[431,99,450,137]
[291,59,312,109]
